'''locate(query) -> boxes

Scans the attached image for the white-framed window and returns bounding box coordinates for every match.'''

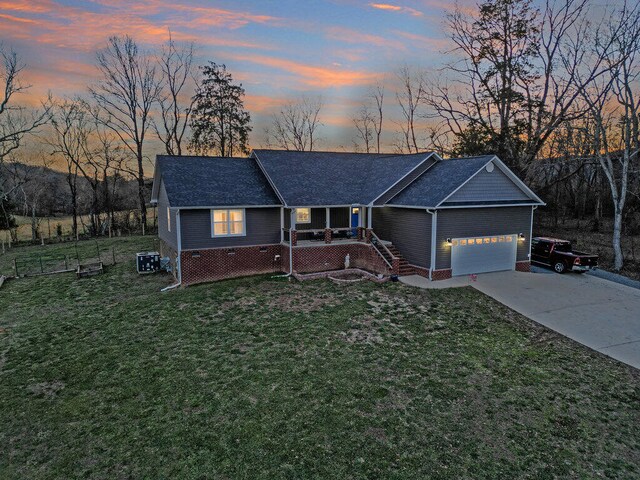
[295,208,311,224]
[167,207,171,232]
[211,209,245,237]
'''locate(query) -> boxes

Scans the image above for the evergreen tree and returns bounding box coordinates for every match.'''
[189,63,251,157]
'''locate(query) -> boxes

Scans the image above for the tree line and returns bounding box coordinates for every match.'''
[1,0,639,271]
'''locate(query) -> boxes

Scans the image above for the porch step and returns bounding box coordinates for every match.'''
[372,235,413,276]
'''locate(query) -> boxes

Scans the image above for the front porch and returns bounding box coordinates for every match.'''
[279,206,411,276]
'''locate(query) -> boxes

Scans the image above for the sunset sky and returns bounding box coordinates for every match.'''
[1,0,472,154]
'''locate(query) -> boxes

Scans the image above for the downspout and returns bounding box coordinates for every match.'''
[426,208,437,281]
[161,208,182,291]
[273,208,294,278]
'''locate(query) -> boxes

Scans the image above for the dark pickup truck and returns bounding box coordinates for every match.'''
[531,237,599,274]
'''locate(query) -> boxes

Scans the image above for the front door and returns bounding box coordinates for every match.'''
[351,207,359,235]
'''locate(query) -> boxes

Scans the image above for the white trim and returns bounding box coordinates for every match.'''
[435,203,542,209]
[280,207,285,243]
[367,206,372,229]
[492,158,545,205]
[210,208,247,238]
[176,209,182,284]
[167,206,171,232]
[325,207,330,228]
[427,209,437,280]
[368,152,440,206]
[436,156,545,208]
[295,207,311,224]
[251,151,288,206]
[168,204,280,210]
[383,203,541,210]
[528,205,537,260]
[289,204,354,208]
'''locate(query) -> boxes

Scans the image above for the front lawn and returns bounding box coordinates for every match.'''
[1,238,638,478]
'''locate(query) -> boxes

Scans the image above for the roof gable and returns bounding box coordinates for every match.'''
[442,161,532,205]
[154,155,281,207]
[252,149,434,206]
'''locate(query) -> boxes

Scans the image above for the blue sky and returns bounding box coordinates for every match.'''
[1,0,468,149]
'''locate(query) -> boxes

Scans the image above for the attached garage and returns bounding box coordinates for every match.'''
[450,234,517,276]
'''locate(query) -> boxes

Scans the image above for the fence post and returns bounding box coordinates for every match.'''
[64,255,68,270]
[75,243,80,266]
[39,256,43,273]
[96,241,101,263]
[112,246,116,265]
[13,258,18,277]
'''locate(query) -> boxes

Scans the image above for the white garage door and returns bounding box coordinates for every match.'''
[451,234,517,276]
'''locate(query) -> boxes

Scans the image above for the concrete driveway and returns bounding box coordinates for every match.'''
[401,270,640,369]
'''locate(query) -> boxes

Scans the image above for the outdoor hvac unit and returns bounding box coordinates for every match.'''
[136,251,160,274]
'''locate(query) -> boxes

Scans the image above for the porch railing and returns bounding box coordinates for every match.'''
[369,231,395,269]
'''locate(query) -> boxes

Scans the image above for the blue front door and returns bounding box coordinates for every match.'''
[351,207,359,235]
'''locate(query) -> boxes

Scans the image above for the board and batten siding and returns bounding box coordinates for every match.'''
[374,157,436,205]
[372,207,431,268]
[435,206,533,269]
[444,165,531,204]
[180,207,281,250]
[157,179,178,250]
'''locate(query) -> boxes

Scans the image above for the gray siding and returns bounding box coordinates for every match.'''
[374,157,436,205]
[180,207,281,250]
[444,165,530,204]
[157,180,177,249]
[435,206,532,269]
[372,207,431,268]
[295,207,325,230]
[330,207,350,228]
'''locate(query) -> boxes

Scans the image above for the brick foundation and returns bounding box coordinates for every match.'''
[515,260,531,272]
[180,244,283,286]
[431,269,453,280]
[290,243,391,275]
[176,241,393,286]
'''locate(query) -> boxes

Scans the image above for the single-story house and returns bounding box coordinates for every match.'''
[151,149,544,286]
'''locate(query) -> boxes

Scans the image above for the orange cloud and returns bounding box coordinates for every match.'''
[369,3,423,17]
[233,54,377,88]
[324,26,406,51]
[392,31,451,51]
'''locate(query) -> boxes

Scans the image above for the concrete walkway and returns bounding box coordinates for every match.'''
[400,271,640,369]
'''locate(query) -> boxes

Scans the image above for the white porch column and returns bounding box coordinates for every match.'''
[280,207,284,243]
[325,207,330,228]
[367,207,373,230]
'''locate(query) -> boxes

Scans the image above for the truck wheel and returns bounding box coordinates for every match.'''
[554,261,567,274]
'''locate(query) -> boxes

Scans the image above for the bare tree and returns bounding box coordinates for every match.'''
[266,97,323,151]
[0,44,51,163]
[155,35,197,155]
[352,105,375,153]
[581,2,640,271]
[372,83,384,153]
[395,66,426,154]
[425,0,623,172]
[90,35,162,233]
[49,98,94,239]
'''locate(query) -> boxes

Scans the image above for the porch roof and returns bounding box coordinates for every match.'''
[252,149,435,207]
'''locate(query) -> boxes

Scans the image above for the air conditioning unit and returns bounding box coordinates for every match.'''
[136,251,160,274]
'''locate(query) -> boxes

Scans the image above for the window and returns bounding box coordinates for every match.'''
[296,208,311,224]
[211,209,245,237]
[167,207,171,232]
[352,207,359,214]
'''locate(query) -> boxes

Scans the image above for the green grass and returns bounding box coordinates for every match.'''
[1,237,638,479]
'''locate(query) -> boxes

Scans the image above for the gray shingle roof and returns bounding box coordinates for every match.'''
[388,155,496,207]
[155,155,281,207]
[252,149,434,206]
